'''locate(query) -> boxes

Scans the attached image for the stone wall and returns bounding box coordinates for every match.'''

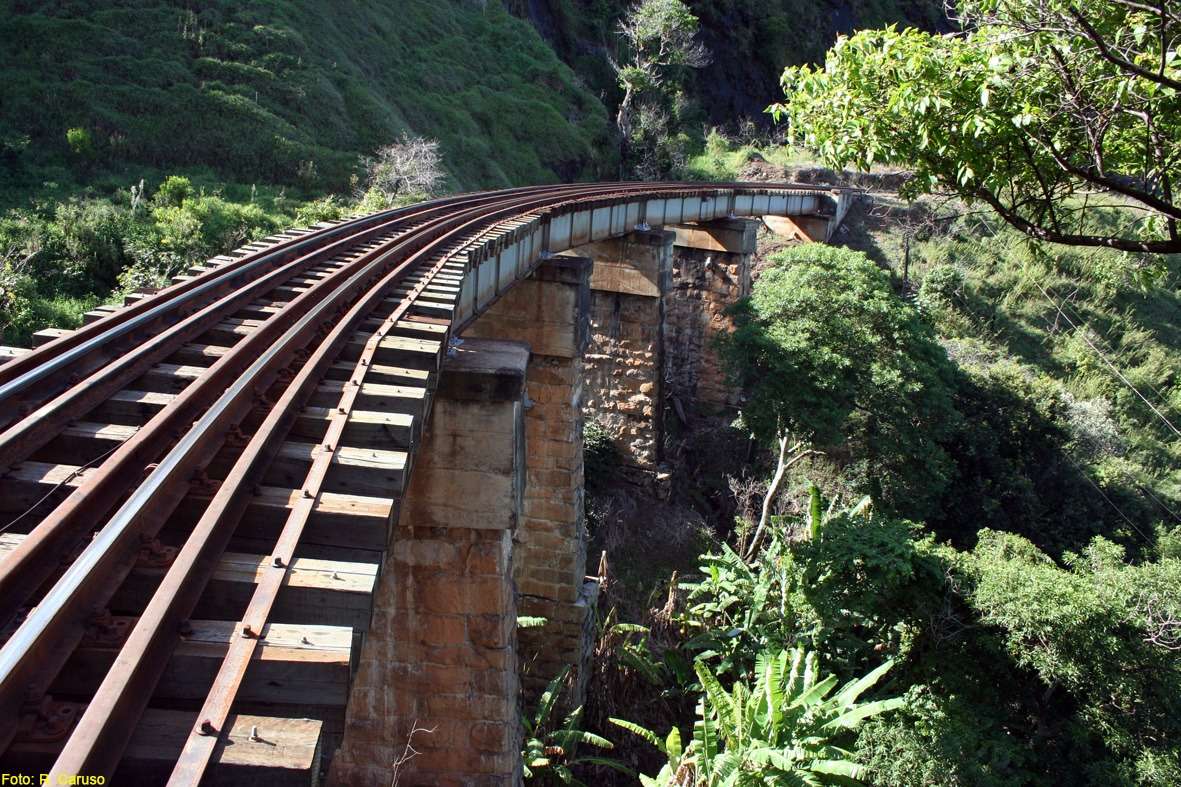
[576,230,674,472]
[329,340,528,787]
[574,221,755,472]
[665,220,757,419]
[462,258,599,701]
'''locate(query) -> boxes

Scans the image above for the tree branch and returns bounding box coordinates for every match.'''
[1029,132,1181,221]
[1066,6,1181,91]
[974,188,1181,252]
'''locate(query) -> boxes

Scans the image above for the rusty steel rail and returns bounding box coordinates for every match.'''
[34,185,623,780]
[0,184,566,423]
[0,185,589,469]
[0,182,826,784]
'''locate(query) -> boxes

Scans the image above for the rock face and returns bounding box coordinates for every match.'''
[579,219,759,474]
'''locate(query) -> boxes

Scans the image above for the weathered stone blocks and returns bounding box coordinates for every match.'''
[329,339,528,787]
[666,219,758,417]
[463,257,600,702]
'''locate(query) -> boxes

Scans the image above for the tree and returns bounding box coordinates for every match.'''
[364,133,445,200]
[610,0,709,175]
[959,530,1181,782]
[719,245,959,535]
[774,0,1181,253]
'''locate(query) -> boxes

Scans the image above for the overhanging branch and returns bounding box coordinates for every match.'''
[973,188,1181,252]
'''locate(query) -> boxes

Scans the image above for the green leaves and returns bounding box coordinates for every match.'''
[719,244,959,519]
[775,0,1181,253]
[523,666,623,783]
[616,646,903,785]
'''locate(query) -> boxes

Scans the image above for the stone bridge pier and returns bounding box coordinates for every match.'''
[330,217,763,785]
[577,218,759,473]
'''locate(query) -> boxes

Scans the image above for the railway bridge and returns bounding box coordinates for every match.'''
[0,183,851,786]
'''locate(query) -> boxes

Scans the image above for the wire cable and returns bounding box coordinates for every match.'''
[0,444,121,535]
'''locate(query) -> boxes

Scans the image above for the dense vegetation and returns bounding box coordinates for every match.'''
[3,1,1179,783]
[775,0,1181,252]
[569,6,1181,768]
[1,0,612,197]
[0,0,614,345]
[575,238,1180,785]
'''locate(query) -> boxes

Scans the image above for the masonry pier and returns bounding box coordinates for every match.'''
[463,257,599,702]
[330,340,528,787]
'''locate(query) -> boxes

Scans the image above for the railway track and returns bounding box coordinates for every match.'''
[0,182,824,784]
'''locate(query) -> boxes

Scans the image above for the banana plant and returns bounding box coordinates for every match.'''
[611,647,903,785]
[522,665,628,784]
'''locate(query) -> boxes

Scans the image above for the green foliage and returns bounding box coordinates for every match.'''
[536,0,946,144]
[0,178,286,345]
[660,486,1181,783]
[915,263,964,313]
[900,221,1179,551]
[613,647,902,785]
[523,666,626,784]
[1,1,614,196]
[681,134,810,182]
[612,0,708,177]
[0,259,40,341]
[583,417,618,486]
[154,175,193,208]
[956,531,1181,782]
[720,244,960,518]
[65,127,95,159]
[598,609,682,687]
[680,500,941,677]
[678,538,799,678]
[775,0,1181,252]
[293,195,349,226]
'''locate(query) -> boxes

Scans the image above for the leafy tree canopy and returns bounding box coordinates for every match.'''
[774,0,1181,253]
[956,529,1181,782]
[721,245,959,517]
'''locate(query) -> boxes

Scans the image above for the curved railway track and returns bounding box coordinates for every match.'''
[0,182,829,784]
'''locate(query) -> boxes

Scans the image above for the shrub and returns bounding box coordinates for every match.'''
[364,134,445,200]
[154,176,193,208]
[65,126,95,159]
[294,196,349,226]
[720,244,960,519]
[916,263,964,311]
[583,418,617,484]
[612,647,903,786]
[0,258,39,343]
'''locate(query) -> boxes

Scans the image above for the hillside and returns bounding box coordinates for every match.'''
[508,0,948,125]
[0,0,615,201]
[2,1,1180,783]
